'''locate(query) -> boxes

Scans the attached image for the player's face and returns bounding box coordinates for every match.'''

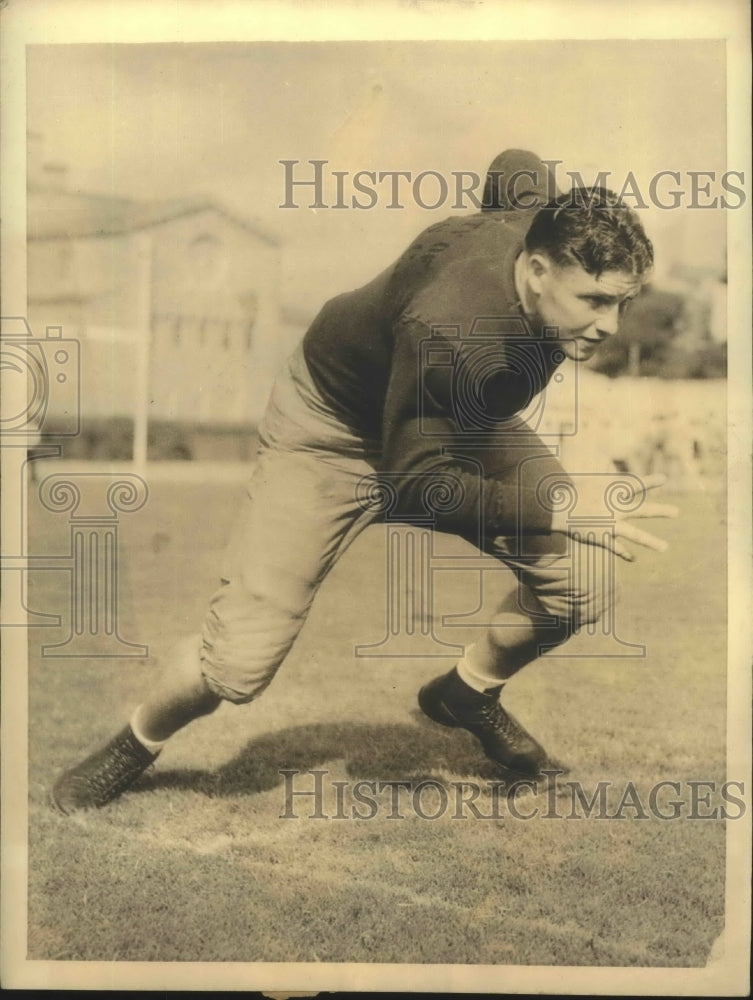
[529,258,642,361]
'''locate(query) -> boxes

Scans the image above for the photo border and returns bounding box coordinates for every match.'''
[1,0,750,994]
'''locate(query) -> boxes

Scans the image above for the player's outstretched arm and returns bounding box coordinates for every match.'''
[549,472,680,562]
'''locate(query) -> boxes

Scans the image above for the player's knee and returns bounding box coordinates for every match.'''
[200,667,270,705]
[199,599,293,705]
[199,628,281,705]
[534,569,619,634]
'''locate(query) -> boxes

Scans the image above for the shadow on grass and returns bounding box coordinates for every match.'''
[138,710,540,800]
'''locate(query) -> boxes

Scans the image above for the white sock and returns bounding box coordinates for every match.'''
[456,647,505,693]
[130,706,168,755]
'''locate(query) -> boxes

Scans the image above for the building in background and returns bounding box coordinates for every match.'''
[25,134,725,481]
[27,134,301,458]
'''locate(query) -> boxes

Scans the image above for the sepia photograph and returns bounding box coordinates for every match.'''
[1,0,750,994]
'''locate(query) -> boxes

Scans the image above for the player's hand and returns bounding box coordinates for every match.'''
[549,472,679,562]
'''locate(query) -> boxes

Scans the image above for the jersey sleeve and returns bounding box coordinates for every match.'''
[379,315,558,541]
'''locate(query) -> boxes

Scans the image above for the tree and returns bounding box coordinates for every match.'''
[589,285,686,378]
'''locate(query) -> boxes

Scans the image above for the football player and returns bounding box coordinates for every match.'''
[52,150,676,813]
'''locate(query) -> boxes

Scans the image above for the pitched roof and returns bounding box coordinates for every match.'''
[28,189,280,246]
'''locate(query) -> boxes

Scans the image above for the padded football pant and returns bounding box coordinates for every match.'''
[199,345,616,703]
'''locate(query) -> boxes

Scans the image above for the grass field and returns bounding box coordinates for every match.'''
[27,477,728,966]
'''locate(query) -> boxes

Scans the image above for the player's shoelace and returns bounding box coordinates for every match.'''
[476,701,530,749]
[69,735,155,806]
[88,748,149,802]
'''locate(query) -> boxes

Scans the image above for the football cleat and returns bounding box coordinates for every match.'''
[418,667,549,776]
[51,725,159,815]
